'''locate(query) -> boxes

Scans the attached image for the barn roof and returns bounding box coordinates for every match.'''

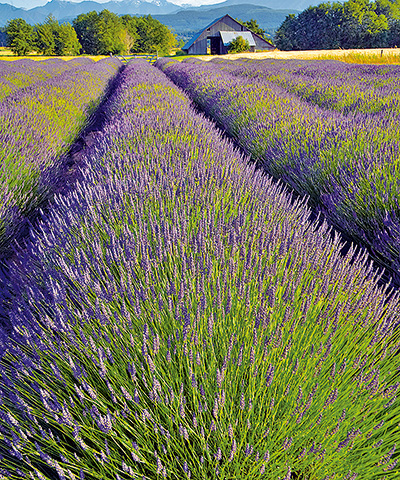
[220,31,256,47]
[182,14,226,51]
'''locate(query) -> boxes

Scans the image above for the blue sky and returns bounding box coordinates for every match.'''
[10,0,225,10]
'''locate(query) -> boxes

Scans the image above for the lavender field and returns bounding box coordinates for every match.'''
[0,57,121,262]
[0,59,399,480]
[157,58,400,288]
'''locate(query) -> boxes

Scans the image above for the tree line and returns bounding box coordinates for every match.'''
[6,10,177,56]
[275,0,400,50]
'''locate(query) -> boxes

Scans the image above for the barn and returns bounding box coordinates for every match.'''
[182,14,275,55]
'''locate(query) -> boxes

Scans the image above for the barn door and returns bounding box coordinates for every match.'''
[210,37,220,55]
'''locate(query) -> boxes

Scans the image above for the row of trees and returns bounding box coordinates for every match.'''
[275,0,400,50]
[6,16,80,56]
[6,10,177,56]
[73,10,176,55]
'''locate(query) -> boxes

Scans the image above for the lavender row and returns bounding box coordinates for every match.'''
[157,58,400,286]
[0,57,121,260]
[0,58,95,101]
[211,58,400,116]
[0,61,399,479]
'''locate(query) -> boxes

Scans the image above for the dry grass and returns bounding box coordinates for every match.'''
[0,47,108,61]
[2,45,400,64]
[194,47,400,64]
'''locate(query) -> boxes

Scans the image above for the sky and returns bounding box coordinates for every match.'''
[9,0,225,10]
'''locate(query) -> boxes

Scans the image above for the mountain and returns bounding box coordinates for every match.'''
[0,0,301,34]
[0,2,45,25]
[193,0,317,13]
[154,3,298,38]
[0,0,180,26]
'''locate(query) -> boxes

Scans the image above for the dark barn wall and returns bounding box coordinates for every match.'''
[254,35,274,50]
[188,16,245,54]
[189,38,208,55]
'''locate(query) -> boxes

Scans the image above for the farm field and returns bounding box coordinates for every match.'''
[0,56,121,264]
[0,47,109,62]
[193,48,400,65]
[0,58,399,480]
[158,57,400,288]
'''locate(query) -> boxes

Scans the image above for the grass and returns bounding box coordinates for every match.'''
[188,48,400,65]
[316,49,400,65]
[2,45,400,65]
[0,47,109,62]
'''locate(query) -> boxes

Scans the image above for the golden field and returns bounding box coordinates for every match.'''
[196,47,400,64]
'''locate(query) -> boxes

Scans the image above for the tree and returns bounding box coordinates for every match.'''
[5,18,36,56]
[73,10,130,55]
[123,15,177,55]
[97,10,126,54]
[0,27,8,47]
[274,0,395,50]
[35,15,57,55]
[35,15,81,56]
[228,35,250,53]
[73,11,101,55]
[241,18,267,38]
[55,23,81,55]
[274,14,299,50]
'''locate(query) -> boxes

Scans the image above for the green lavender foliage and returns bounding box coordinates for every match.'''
[0,57,121,258]
[0,62,399,480]
[156,58,400,285]
[0,58,91,101]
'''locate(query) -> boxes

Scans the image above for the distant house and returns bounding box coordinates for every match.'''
[182,14,275,55]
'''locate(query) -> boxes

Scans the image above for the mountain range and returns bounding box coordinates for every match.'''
[0,0,309,34]
[155,4,297,38]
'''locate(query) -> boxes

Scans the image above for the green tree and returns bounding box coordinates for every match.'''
[73,11,101,54]
[5,18,36,56]
[295,3,343,49]
[97,10,126,54]
[361,9,389,46]
[274,14,299,50]
[387,16,400,44]
[242,18,267,38]
[35,15,81,56]
[123,15,177,55]
[274,0,396,50]
[55,23,81,55]
[73,10,130,55]
[120,14,140,52]
[35,15,57,55]
[228,35,250,53]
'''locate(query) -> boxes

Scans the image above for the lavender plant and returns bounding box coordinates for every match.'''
[0,58,94,101]
[212,59,400,116]
[156,58,400,286]
[0,57,121,259]
[0,61,398,479]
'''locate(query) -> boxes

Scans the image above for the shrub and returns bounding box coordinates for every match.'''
[228,36,250,54]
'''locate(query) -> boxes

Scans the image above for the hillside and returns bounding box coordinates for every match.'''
[154,4,298,38]
[0,0,299,33]
[194,0,318,14]
[0,0,180,27]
